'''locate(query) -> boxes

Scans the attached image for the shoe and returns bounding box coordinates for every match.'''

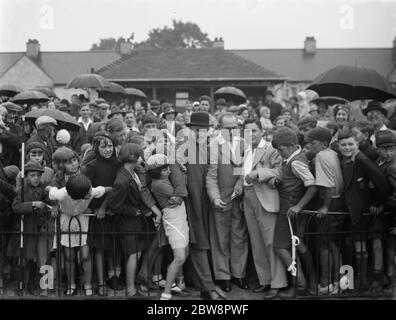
[152,276,167,288]
[107,276,124,291]
[176,278,186,290]
[278,287,296,299]
[317,284,334,295]
[218,280,232,292]
[252,285,270,293]
[97,285,106,296]
[160,292,172,300]
[64,284,77,296]
[127,291,145,299]
[84,286,93,296]
[232,277,249,290]
[170,283,190,297]
[263,288,279,299]
[200,290,225,300]
[383,276,394,295]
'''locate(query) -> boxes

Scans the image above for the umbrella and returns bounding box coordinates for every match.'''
[33,86,57,98]
[0,84,23,97]
[307,65,396,102]
[12,90,50,105]
[125,88,147,100]
[100,82,126,94]
[310,96,349,106]
[65,73,111,90]
[1,102,23,112]
[214,86,247,104]
[24,108,81,131]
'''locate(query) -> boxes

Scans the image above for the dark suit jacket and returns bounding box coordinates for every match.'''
[341,151,389,224]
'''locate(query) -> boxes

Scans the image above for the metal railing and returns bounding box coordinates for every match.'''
[290,210,396,299]
[0,213,159,299]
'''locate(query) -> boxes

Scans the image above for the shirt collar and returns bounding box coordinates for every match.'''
[285,146,302,164]
[247,138,266,152]
[217,133,242,145]
[78,117,93,125]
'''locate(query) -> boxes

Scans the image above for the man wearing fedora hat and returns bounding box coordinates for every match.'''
[176,112,226,300]
[363,100,396,146]
[108,105,126,121]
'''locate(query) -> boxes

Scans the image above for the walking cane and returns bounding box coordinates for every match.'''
[18,141,25,295]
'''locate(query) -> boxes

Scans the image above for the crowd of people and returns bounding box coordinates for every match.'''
[0,89,396,300]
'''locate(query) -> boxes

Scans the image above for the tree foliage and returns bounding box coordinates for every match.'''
[90,20,213,50]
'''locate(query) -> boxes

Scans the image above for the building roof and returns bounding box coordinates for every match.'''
[232,48,395,82]
[98,48,285,81]
[0,50,121,85]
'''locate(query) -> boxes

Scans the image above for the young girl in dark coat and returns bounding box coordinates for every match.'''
[107,143,157,297]
[85,131,122,295]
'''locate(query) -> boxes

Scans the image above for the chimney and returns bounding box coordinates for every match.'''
[26,39,40,59]
[119,39,132,56]
[393,36,396,62]
[304,36,316,55]
[212,37,224,49]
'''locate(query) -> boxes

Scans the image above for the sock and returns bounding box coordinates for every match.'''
[108,270,115,279]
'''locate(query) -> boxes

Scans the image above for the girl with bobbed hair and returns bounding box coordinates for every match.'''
[51,147,80,188]
[107,143,157,297]
[85,131,122,295]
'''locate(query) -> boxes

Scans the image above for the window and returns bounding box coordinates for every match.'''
[175,92,189,109]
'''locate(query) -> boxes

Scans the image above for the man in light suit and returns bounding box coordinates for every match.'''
[206,113,249,292]
[241,119,288,299]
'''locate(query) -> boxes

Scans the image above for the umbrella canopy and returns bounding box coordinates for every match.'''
[12,90,50,105]
[307,65,396,102]
[1,102,23,112]
[310,96,349,106]
[125,88,147,100]
[33,86,57,98]
[65,73,111,90]
[100,82,126,94]
[0,84,23,97]
[214,86,247,104]
[24,108,81,131]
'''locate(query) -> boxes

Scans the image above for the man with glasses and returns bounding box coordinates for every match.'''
[206,113,249,293]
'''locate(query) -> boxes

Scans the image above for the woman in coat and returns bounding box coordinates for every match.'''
[107,143,155,297]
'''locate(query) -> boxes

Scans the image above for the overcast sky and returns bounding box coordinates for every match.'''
[0,0,395,52]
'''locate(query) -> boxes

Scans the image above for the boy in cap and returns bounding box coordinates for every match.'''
[338,128,389,292]
[375,130,396,293]
[305,127,346,295]
[27,116,57,167]
[271,128,318,298]
[9,161,54,295]
[297,116,317,143]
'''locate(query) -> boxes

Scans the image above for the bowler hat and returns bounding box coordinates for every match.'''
[375,130,396,148]
[186,112,210,128]
[108,105,126,118]
[363,100,387,117]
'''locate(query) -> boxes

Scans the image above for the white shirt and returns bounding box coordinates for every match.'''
[243,139,266,186]
[166,120,175,136]
[284,146,315,187]
[78,117,93,132]
[217,133,241,163]
[370,124,388,146]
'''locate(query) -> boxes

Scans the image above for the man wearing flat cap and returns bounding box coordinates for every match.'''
[27,116,57,167]
[363,100,396,146]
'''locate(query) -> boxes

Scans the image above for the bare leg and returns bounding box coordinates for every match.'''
[164,248,187,295]
[126,252,141,295]
[80,245,92,289]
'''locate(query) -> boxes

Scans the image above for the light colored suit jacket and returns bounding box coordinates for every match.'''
[206,137,244,208]
[241,140,282,213]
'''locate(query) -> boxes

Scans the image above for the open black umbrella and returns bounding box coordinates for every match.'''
[98,82,126,102]
[12,90,50,105]
[24,108,81,131]
[125,88,147,100]
[66,73,111,90]
[33,86,57,98]
[0,84,23,97]
[307,65,395,102]
[310,96,349,106]
[214,87,247,104]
